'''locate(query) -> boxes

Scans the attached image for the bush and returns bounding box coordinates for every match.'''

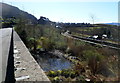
[61,69,70,78]
[39,37,55,51]
[74,62,85,75]
[53,76,60,82]
[83,50,105,75]
[47,70,57,77]
[70,71,76,79]
[56,70,62,76]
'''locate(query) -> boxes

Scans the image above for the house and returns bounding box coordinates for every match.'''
[102,34,107,39]
[92,35,98,39]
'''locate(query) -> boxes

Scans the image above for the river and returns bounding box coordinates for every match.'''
[35,50,73,71]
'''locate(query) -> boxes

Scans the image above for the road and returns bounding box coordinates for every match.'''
[0,28,13,83]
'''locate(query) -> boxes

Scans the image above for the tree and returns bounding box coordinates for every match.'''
[90,14,96,24]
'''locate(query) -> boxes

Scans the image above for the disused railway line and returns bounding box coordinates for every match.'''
[62,33,120,50]
[72,35,120,48]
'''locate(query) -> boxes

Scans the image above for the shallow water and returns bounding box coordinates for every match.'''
[36,52,73,71]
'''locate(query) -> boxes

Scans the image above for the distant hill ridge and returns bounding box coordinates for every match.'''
[104,23,120,26]
[0,2,38,24]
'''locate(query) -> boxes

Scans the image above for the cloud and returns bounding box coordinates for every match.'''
[2,0,119,2]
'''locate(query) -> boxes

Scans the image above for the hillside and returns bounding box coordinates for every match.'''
[0,2,37,24]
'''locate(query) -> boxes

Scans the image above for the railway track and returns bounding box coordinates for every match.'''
[72,35,120,48]
[62,33,120,50]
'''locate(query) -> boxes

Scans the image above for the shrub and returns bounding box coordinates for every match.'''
[56,70,62,76]
[53,76,59,81]
[70,71,76,79]
[40,37,55,51]
[47,70,57,77]
[74,62,85,75]
[27,37,38,52]
[83,50,105,75]
[61,69,70,78]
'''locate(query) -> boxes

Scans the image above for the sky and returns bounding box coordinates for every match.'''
[2,0,119,23]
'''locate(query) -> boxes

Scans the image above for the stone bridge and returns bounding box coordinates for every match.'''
[0,28,50,83]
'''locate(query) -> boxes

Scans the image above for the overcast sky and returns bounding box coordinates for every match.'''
[2,0,119,23]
